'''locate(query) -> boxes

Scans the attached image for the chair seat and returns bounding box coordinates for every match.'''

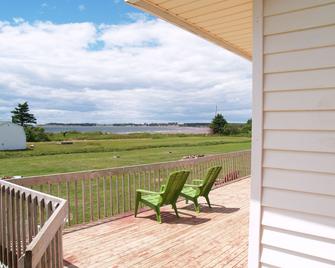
[180,166,222,213]
[141,194,162,206]
[135,170,190,223]
[181,186,198,198]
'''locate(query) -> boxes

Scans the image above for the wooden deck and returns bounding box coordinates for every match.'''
[63,178,250,268]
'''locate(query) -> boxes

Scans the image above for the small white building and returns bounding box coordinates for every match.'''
[0,122,26,150]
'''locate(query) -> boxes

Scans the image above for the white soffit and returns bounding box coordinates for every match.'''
[126,0,252,60]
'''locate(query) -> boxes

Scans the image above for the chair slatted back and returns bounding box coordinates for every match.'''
[162,170,190,205]
[200,166,222,197]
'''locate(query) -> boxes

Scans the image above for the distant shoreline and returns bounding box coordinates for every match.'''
[41,123,210,127]
[41,124,211,134]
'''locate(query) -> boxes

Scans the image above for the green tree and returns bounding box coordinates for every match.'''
[242,118,252,132]
[210,113,227,135]
[24,126,50,142]
[223,124,240,135]
[11,102,37,126]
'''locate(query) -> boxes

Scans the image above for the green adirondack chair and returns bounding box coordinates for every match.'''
[135,170,190,223]
[180,166,222,213]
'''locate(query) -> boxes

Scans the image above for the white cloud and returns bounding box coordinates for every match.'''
[13,17,25,24]
[0,18,251,123]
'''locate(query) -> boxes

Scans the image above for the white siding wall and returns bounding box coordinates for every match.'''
[252,0,335,267]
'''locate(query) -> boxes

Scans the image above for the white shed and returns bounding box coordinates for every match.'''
[0,122,26,150]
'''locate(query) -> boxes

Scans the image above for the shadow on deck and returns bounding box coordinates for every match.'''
[63,178,250,268]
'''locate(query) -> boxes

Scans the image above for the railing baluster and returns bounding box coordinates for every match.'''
[58,226,64,268]
[2,186,8,266]
[33,197,38,237]
[133,173,137,211]
[11,188,17,268]
[74,180,78,225]
[57,182,61,198]
[97,177,101,220]
[82,178,86,223]
[21,192,26,254]
[139,172,142,190]
[103,176,107,218]
[110,175,113,216]
[89,177,93,222]
[6,188,11,267]
[52,236,56,268]
[0,185,4,263]
[158,169,161,190]
[27,195,33,246]
[127,174,131,211]
[122,174,125,214]
[66,181,71,226]
[116,175,120,214]
[47,201,53,268]
[40,199,46,268]
[55,229,60,268]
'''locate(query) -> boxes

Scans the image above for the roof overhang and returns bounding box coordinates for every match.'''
[126,0,252,60]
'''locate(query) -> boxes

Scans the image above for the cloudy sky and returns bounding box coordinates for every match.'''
[0,0,251,124]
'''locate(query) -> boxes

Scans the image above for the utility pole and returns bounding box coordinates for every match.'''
[215,105,218,116]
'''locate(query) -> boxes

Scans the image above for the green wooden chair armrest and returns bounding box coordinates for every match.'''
[180,166,222,213]
[184,184,202,188]
[135,170,190,223]
[136,189,162,195]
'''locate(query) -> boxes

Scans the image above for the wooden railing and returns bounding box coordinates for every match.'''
[9,150,250,228]
[0,180,67,268]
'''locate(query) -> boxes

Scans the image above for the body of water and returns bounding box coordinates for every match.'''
[41,125,210,134]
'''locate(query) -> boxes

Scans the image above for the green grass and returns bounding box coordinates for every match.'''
[47,131,212,141]
[0,133,251,226]
[0,135,250,177]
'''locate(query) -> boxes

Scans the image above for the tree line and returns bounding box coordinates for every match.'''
[210,113,251,136]
[9,102,252,142]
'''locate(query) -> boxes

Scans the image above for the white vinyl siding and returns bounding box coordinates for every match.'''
[264,89,335,111]
[258,0,335,267]
[261,246,335,268]
[264,68,335,91]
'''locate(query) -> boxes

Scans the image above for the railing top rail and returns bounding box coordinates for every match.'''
[0,178,65,205]
[1,179,68,268]
[8,150,251,186]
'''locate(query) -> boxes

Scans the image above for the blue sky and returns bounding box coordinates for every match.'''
[0,0,144,24]
[0,1,251,123]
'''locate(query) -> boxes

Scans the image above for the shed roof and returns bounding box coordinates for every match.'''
[126,0,252,60]
[0,121,15,126]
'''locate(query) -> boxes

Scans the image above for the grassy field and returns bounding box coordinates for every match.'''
[0,134,251,177]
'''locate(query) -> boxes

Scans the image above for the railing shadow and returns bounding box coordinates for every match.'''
[63,259,80,268]
[139,211,211,225]
[180,203,240,214]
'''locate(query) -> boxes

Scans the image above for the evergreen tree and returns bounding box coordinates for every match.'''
[210,113,227,134]
[11,102,37,126]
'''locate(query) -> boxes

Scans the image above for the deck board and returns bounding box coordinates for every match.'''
[63,178,250,267]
